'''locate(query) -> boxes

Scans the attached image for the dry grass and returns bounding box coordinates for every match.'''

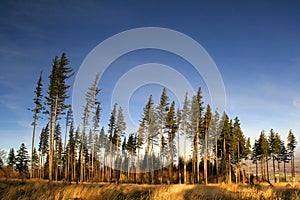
[0,179,299,200]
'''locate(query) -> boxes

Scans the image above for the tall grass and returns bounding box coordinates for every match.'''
[0,179,299,200]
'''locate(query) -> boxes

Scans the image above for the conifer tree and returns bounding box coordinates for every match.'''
[180,93,190,184]
[30,71,44,178]
[157,88,169,183]
[203,104,212,184]
[108,103,117,183]
[16,143,29,176]
[46,53,73,182]
[166,101,177,184]
[287,129,297,184]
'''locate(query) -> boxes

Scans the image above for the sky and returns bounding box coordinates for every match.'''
[0,0,300,157]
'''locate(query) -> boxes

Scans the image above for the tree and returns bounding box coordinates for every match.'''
[176,107,182,184]
[126,133,137,182]
[287,129,297,184]
[210,110,220,183]
[30,71,44,178]
[38,124,49,179]
[244,137,252,180]
[203,104,212,184]
[232,116,245,183]
[180,93,190,184]
[32,148,39,178]
[218,112,232,183]
[257,131,269,181]
[157,88,169,184]
[139,95,157,183]
[108,103,117,183]
[279,141,290,182]
[7,148,15,167]
[252,139,260,177]
[80,73,100,182]
[268,129,277,182]
[115,106,126,183]
[165,101,177,184]
[46,53,74,182]
[16,143,30,176]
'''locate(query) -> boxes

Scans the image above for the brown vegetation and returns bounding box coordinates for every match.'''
[0,179,299,200]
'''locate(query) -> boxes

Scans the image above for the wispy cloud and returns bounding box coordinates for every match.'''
[293,97,300,109]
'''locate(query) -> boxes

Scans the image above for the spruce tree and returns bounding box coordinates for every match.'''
[287,129,297,184]
[108,103,117,183]
[16,143,29,176]
[180,93,190,184]
[166,101,177,184]
[46,53,73,182]
[30,71,44,178]
[157,88,169,184]
[203,104,212,184]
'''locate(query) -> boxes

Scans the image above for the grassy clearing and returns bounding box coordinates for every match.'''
[0,179,299,200]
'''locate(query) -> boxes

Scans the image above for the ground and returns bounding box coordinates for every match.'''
[0,179,299,200]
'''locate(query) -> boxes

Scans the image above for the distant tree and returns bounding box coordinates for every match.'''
[279,141,290,182]
[32,147,39,178]
[287,129,297,184]
[16,143,30,176]
[268,129,277,182]
[30,71,44,178]
[0,149,7,170]
[252,139,260,177]
[7,148,15,168]
[244,137,252,180]
[257,131,269,181]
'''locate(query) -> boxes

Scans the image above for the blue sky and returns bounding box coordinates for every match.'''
[0,0,300,156]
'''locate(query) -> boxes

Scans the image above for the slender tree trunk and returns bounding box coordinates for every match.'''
[178,126,181,184]
[159,126,163,184]
[31,115,37,179]
[273,157,276,182]
[215,136,219,183]
[183,123,187,184]
[49,105,54,182]
[277,160,280,183]
[284,161,286,182]
[266,158,269,182]
[204,124,208,184]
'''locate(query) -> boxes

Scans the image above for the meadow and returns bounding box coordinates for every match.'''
[0,179,299,200]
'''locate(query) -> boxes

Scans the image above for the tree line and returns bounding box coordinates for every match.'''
[0,53,297,185]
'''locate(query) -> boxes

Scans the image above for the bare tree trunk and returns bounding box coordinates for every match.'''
[183,123,187,184]
[159,126,163,184]
[31,115,37,179]
[215,136,219,183]
[178,125,181,184]
[204,123,208,184]
[277,160,280,183]
[273,157,276,182]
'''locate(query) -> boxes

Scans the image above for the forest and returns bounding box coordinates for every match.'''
[0,52,298,186]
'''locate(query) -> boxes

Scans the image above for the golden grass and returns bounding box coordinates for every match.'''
[0,179,299,200]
